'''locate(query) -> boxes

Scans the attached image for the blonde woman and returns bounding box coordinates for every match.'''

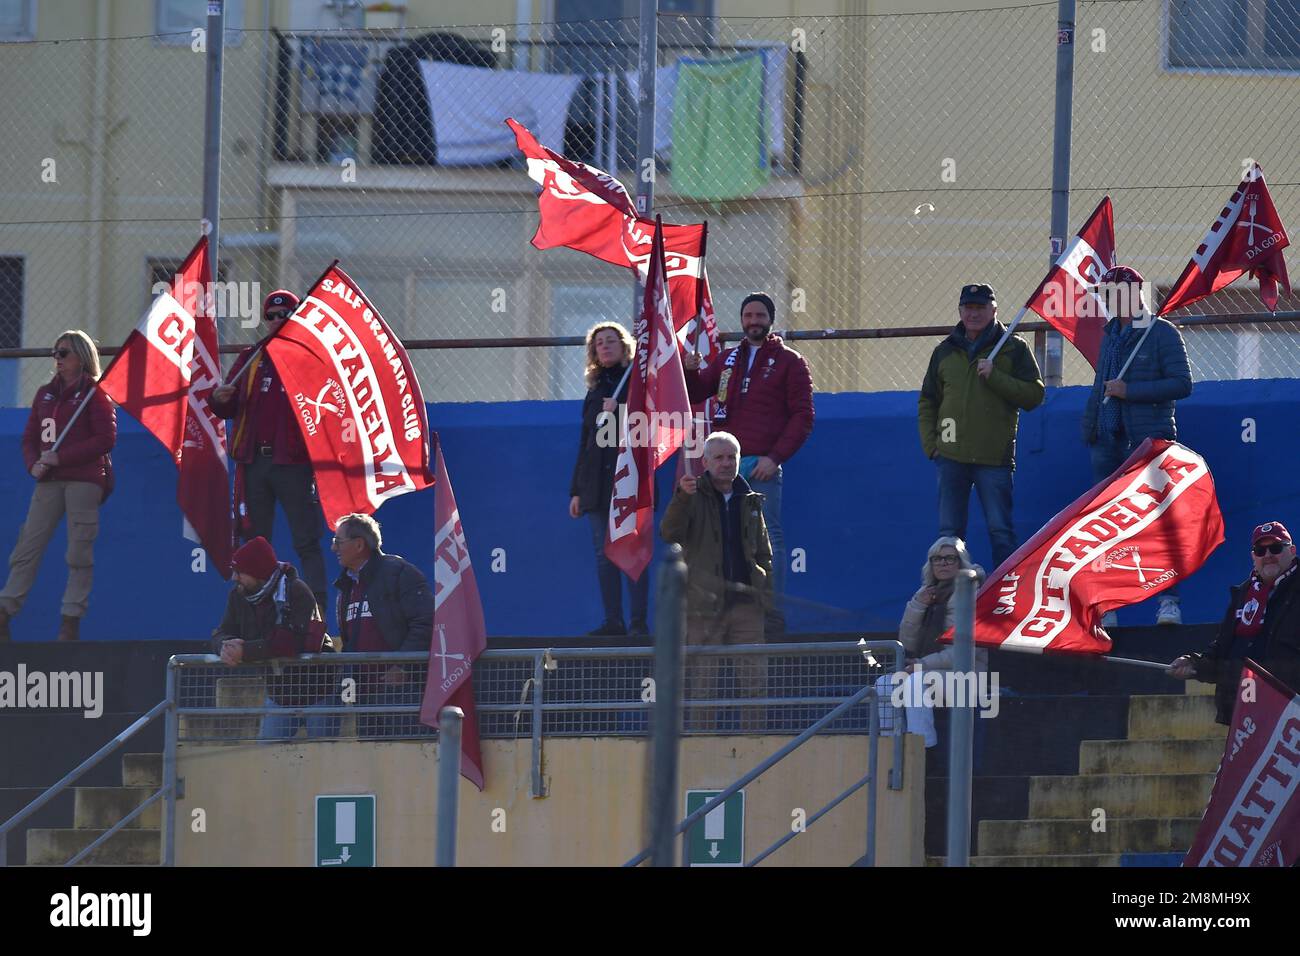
[568,322,649,637]
[0,331,116,641]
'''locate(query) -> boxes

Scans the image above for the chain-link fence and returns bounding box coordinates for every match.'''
[1,1,1297,407]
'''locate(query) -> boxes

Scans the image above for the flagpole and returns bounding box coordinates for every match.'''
[1099,313,1157,406]
[985,304,1029,362]
[1100,654,1176,671]
[47,384,99,453]
[690,222,708,356]
[221,258,337,388]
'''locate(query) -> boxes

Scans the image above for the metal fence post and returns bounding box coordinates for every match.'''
[163,659,179,867]
[864,686,879,867]
[531,653,545,797]
[649,544,686,867]
[436,706,464,867]
[1042,0,1077,386]
[946,569,977,867]
[201,0,225,276]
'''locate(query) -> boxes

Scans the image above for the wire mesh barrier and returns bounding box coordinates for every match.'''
[0,2,1297,407]
[170,642,902,742]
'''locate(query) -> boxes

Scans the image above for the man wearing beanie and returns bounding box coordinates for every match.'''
[211,536,336,739]
[210,290,330,616]
[683,292,814,636]
[918,283,1044,572]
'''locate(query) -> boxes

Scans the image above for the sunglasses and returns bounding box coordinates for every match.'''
[929,555,959,565]
[1254,543,1290,556]
[51,348,71,359]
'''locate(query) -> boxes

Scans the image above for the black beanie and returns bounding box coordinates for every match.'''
[740,293,776,324]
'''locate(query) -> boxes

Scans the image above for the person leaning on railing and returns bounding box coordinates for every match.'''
[568,321,649,637]
[331,513,433,737]
[0,330,116,643]
[1169,521,1300,727]
[876,536,987,750]
[211,536,337,740]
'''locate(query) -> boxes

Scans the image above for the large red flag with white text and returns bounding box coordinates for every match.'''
[1185,662,1300,867]
[1023,196,1117,368]
[98,236,233,577]
[963,439,1223,654]
[605,218,692,582]
[507,117,721,368]
[265,264,435,528]
[419,434,486,790]
[1160,164,1291,315]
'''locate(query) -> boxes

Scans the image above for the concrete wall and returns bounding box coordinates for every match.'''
[174,732,924,865]
[0,378,1293,642]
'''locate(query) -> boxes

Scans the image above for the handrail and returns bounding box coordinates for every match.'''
[0,696,171,867]
[65,787,168,867]
[623,676,884,867]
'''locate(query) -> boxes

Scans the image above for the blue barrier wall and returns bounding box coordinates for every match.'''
[0,378,1293,641]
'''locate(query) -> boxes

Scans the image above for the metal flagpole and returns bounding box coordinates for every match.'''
[945,569,978,867]
[202,0,226,290]
[1041,0,1076,386]
[630,0,658,323]
[1100,315,1157,405]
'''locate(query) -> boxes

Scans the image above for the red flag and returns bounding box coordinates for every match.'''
[507,117,721,367]
[98,237,233,577]
[963,439,1223,654]
[419,435,486,791]
[265,264,434,528]
[605,218,692,582]
[1160,164,1291,315]
[1184,662,1300,867]
[1023,197,1117,368]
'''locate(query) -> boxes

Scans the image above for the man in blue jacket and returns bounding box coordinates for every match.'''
[1081,266,1192,626]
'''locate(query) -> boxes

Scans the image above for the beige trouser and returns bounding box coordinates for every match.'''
[685,601,767,733]
[0,480,102,618]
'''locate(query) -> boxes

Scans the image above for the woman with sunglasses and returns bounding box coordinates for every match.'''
[0,331,116,641]
[1169,521,1300,726]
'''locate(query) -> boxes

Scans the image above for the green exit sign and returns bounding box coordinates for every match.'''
[315,795,376,867]
[685,790,745,867]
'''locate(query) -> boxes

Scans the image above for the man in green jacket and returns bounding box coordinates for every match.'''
[661,431,773,731]
[918,284,1045,570]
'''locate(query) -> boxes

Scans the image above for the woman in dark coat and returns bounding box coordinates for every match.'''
[0,330,116,642]
[569,322,648,636]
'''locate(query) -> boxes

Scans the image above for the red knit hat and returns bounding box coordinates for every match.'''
[232,536,279,581]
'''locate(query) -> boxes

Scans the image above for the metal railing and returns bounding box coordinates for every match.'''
[0,661,179,866]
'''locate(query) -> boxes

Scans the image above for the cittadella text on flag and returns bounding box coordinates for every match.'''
[0,665,102,718]
[49,886,151,936]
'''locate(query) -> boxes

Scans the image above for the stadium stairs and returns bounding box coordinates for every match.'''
[923,624,1223,867]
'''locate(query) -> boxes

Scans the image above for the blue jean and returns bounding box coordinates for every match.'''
[1089,433,1179,602]
[259,696,339,740]
[746,463,785,625]
[587,510,649,625]
[935,456,1017,571]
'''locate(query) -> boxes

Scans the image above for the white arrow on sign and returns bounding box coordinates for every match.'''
[341,846,351,863]
[709,842,720,859]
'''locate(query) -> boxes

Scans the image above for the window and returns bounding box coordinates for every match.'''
[0,0,35,41]
[1166,0,1300,71]
[156,0,244,46]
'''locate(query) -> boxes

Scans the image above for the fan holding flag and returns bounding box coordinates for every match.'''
[1080,265,1192,627]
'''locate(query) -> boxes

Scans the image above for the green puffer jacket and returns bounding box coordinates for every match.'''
[917,321,1045,468]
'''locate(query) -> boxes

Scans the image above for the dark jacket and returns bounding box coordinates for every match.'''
[208,346,310,465]
[684,334,814,465]
[22,374,116,496]
[918,321,1044,468]
[209,565,327,706]
[1192,570,1300,725]
[1081,317,1191,445]
[661,472,772,618]
[334,552,434,652]
[570,364,627,513]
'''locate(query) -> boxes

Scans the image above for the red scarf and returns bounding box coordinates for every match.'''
[1235,563,1297,639]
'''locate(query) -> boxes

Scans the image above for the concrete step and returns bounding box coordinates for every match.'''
[969,853,1122,867]
[73,787,161,829]
[978,816,1201,856]
[1127,694,1220,740]
[1079,738,1223,775]
[122,753,162,789]
[26,828,160,866]
[1029,772,1215,819]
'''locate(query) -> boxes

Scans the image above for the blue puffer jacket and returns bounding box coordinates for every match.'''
[1081,317,1191,444]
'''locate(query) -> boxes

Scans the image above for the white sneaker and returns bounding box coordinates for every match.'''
[1157,598,1182,626]
[1101,611,1118,628]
